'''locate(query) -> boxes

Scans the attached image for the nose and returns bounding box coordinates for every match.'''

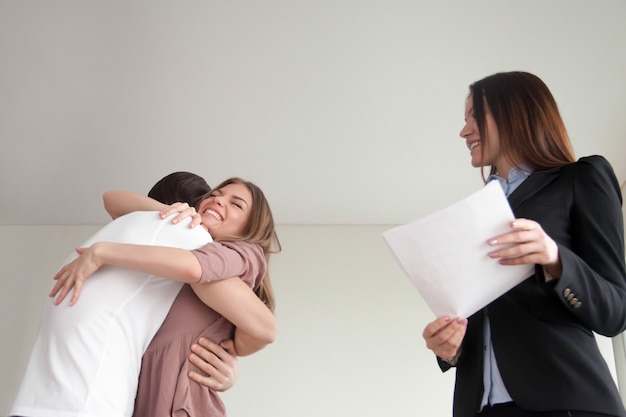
[459,121,472,139]
[209,193,224,206]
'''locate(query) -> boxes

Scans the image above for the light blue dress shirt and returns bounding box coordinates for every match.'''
[481,166,532,408]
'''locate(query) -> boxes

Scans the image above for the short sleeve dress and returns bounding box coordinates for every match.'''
[132,241,267,417]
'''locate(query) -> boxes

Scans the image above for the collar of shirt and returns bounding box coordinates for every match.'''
[487,165,533,197]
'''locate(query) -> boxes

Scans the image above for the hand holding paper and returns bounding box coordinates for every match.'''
[382,181,534,318]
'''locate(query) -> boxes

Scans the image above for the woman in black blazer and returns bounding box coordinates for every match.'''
[422,71,626,417]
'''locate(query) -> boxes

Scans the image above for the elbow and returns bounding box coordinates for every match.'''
[234,321,278,357]
[597,319,626,338]
[254,315,278,346]
[186,259,204,284]
[263,319,278,345]
[102,191,119,219]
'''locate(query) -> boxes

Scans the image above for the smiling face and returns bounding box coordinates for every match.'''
[459,95,512,178]
[197,182,252,240]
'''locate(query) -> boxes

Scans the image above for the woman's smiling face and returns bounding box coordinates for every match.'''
[197,183,252,240]
[459,95,510,175]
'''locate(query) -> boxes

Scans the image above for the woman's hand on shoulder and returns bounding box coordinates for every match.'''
[160,202,202,228]
[487,218,562,278]
[188,338,238,392]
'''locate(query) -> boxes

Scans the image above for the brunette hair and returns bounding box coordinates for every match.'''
[468,71,576,179]
[148,171,211,207]
[208,177,281,312]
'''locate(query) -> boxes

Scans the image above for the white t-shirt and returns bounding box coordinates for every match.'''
[10,211,212,417]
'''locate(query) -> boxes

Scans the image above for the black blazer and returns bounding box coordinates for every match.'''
[441,156,626,417]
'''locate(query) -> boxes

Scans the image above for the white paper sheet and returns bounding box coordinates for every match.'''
[382,181,534,318]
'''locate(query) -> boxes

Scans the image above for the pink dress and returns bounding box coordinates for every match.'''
[133,241,266,417]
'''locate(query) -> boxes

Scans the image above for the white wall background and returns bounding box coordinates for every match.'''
[0,0,624,226]
[1,1,625,416]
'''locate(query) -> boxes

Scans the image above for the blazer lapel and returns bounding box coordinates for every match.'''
[508,167,562,210]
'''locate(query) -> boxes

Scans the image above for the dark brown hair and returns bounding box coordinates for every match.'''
[469,71,576,179]
[148,171,211,207]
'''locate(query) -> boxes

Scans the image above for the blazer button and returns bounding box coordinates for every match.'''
[574,301,582,309]
[566,293,575,301]
[563,288,571,297]
[569,297,579,305]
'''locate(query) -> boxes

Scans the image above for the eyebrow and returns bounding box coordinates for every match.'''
[214,188,250,207]
[233,195,249,207]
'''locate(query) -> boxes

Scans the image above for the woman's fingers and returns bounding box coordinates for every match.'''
[159,203,200,228]
[159,202,190,219]
[487,219,536,246]
[174,207,198,227]
[50,268,78,305]
[423,316,467,359]
[68,281,83,306]
[487,219,559,266]
[49,247,98,306]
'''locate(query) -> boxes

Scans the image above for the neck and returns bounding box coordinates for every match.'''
[494,159,515,182]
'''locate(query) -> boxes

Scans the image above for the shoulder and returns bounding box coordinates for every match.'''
[192,241,267,286]
[196,240,266,268]
[576,155,614,171]
[107,211,176,233]
[100,212,212,249]
[215,241,267,288]
[93,211,163,242]
[563,155,623,204]
[110,210,158,224]
[557,155,610,173]
[558,155,618,183]
[574,155,620,186]
[219,241,265,263]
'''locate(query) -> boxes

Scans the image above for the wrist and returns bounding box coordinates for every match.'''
[91,242,110,268]
[443,357,458,366]
[543,262,562,281]
[442,348,461,366]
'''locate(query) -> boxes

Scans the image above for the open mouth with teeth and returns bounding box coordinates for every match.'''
[204,209,223,221]
[468,141,480,151]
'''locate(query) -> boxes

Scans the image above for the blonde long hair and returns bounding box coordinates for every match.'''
[203,177,281,312]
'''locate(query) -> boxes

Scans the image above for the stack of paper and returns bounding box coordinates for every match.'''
[382,181,534,318]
